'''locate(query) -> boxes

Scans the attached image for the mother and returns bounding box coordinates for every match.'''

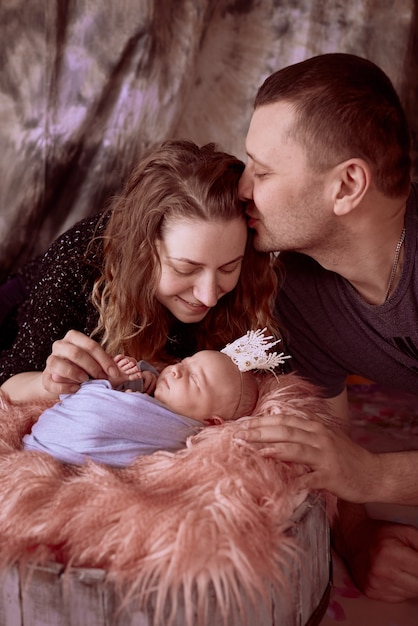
[0,139,280,402]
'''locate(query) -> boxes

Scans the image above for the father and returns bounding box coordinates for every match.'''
[237,53,418,602]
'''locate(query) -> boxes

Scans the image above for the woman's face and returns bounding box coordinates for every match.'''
[156,217,247,323]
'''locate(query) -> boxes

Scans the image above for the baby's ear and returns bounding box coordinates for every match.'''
[203,415,224,426]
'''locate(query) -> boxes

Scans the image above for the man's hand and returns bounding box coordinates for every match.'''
[234,413,382,503]
[234,412,418,505]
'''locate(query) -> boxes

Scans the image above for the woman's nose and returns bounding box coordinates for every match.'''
[238,167,252,201]
[193,275,218,307]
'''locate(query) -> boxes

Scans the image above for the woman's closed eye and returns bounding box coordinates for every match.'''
[220,260,242,274]
[172,265,199,276]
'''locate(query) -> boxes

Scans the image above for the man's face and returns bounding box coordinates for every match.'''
[238,101,336,255]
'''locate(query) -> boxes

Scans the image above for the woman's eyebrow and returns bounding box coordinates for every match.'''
[220,255,244,266]
[166,257,201,265]
[167,255,244,266]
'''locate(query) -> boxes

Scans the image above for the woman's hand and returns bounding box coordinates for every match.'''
[42,330,120,395]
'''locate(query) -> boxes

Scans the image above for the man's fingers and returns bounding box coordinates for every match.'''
[235,413,323,436]
[233,421,321,448]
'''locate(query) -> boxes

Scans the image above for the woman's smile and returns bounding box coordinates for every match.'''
[176,295,209,312]
[156,218,247,323]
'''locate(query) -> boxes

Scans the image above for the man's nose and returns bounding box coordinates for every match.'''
[238,167,253,200]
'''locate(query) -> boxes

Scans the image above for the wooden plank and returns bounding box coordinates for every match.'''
[0,495,330,625]
[0,564,22,626]
[20,562,67,626]
[102,583,152,626]
[272,494,330,626]
[106,577,274,626]
[65,567,107,626]
[293,496,330,625]
[144,583,272,626]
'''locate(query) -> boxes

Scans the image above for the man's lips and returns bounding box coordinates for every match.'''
[246,207,258,221]
[246,215,259,228]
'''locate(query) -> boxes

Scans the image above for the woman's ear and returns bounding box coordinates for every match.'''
[332,159,371,217]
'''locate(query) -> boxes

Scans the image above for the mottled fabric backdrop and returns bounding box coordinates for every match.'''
[0,0,417,280]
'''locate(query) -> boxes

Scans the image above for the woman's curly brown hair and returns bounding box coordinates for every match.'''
[91,139,281,363]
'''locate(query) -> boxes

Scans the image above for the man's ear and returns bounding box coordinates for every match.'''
[332,159,371,217]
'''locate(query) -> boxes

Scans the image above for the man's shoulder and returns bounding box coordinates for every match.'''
[279,252,325,287]
[408,181,418,215]
[279,251,319,270]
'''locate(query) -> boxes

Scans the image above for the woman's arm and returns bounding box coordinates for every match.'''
[1,371,57,402]
[1,330,120,402]
[0,215,107,397]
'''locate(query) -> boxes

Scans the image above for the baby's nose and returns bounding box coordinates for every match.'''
[171,364,183,378]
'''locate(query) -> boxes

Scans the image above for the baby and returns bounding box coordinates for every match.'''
[23,329,287,467]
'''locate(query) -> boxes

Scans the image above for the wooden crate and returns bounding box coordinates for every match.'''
[0,494,331,626]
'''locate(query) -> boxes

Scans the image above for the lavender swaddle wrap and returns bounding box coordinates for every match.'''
[23,379,202,467]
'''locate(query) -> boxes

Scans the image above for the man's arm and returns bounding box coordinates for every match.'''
[325,391,418,505]
[234,385,418,600]
[333,499,418,602]
[324,392,418,602]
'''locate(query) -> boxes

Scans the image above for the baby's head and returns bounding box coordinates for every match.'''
[154,329,288,423]
[154,350,258,423]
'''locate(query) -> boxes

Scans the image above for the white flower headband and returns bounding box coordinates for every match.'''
[221,328,290,373]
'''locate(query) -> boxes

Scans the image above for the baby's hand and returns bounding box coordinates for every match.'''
[114,355,141,377]
[141,370,158,395]
[112,354,158,394]
[109,354,143,388]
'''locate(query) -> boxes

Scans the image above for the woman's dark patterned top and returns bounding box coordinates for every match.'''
[0,215,105,384]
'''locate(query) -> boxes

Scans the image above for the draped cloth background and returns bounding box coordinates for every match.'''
[0,0,417,280]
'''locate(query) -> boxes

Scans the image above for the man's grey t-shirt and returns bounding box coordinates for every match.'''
[276,182,418,397]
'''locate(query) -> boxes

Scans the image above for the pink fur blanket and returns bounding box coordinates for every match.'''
[0,374,335,625]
